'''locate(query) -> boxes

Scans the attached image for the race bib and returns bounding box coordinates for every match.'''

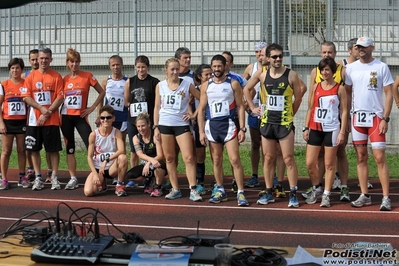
[34,91,51,105]
[65,95,82,109]
[108,96,124,111]
[7,102,26,116]
[314,107,333,123]
[162,94,182,110]
[267,95,284,111]
[354,112,374,127]
[130,102,148,117]
[210,100,229,118]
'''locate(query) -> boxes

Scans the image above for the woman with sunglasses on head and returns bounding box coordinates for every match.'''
[84,105,128,197]
[61,48,105,190]
[0,58,27,190]
[125,111,167,197]
[153,58,201,201]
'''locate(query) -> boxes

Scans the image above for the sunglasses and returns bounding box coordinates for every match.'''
[100,115,113,120]
[270,54,283,59]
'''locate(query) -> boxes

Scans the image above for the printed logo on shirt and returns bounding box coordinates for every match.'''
[36,82,43,89]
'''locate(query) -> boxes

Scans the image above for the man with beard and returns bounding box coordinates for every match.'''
[197,54,249,206]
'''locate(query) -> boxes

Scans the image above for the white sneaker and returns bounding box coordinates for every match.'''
[51,176,61,190]
[65,178,79,190]
[357,180,373,189]
[32,179,44,191]
[332,176,341,190]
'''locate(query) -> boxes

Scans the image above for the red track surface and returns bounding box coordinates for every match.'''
[0,169,398,250]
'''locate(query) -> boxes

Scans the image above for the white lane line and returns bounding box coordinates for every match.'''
[0,217,397,239]
[0,196,398,214]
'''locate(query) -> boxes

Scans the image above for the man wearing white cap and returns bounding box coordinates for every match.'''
[242,41,268,188]
[345,36,393,211]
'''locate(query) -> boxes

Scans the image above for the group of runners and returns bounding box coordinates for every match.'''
[0,37,394,211]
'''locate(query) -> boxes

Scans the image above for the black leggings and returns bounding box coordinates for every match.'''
[61,115,91,154]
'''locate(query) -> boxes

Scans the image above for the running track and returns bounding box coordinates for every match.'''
[0,169,398,250]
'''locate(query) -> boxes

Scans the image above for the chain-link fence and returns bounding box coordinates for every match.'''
[1,0,399,145]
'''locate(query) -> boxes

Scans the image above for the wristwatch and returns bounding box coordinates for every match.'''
[240,127,247,133]
[105,158,110,163]
[152,125,159,130]
[302,127,309,132]
[382,117,390,122]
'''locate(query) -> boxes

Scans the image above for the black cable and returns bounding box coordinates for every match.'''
[231,247,288,266]
[158,236,200,247]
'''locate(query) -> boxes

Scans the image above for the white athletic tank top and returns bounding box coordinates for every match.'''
[93,127,117,170]
[158,78,191,126]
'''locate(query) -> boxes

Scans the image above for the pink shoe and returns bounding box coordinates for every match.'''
[150,188,163,197]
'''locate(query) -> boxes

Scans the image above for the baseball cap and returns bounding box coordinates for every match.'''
[356,37,374,47]
[254,41,268,51]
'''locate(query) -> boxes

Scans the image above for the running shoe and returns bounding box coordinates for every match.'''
[112,178,118,185]
[115,184,127,197]
[125,180,137,188]
[257,193,275,205]
[0,179,9,190]
[165,188,182,200]
[245,175,260,188]
[301,186,313,199]
[332,176,341,190]
[357,181,373,189]
[32,179,44,191]
[190,190,203,202]
[97,181,108,194]
[274,185,286,198]
[231,179,238,194]
[65,178,79,190]
[305,189,323,204]
[288,192,299,208]
[20,176,30,189]
[150,188,163,197]
[162,179,172,190]
[51,176,61,190]
[320,194,331,207]
[209,190,228,204]
[339,187,350,201]
[196,184,206,195]
[211,183,218,197]
[258,189,266,197]
[26,168,35,182]
[350,194,372,208]
[237,192,249,206]
[380,197,391,211]
[143,178,154,194]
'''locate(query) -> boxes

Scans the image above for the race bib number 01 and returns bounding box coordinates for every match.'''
[130,102,148,117]
[267,95,284,111]
[65,95,82,109]
[314,107,333,123]
[108,96,124,111]
[354,112,374,127]
[162,94,182,110]
[7,102,26,116]
[34,91,51,105]
[210,101,229,118]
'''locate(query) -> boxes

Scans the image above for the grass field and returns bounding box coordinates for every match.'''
[4,144,399,179]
